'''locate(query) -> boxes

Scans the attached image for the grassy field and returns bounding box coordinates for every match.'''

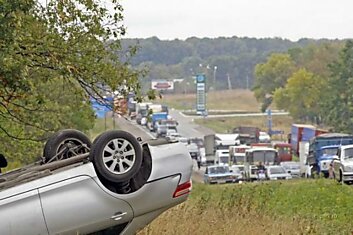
[159,89,262,111]
[139,180,353,235]
[195,115,293,139]
[160,89,294,137]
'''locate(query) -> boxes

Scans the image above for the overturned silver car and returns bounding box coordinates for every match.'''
[0,129,193,235]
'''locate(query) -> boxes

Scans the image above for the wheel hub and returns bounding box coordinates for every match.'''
[103,138,136,175]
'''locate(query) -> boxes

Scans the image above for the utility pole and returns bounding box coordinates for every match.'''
[213,66,217,84]
[246,75,249,90]
[227,73,232,90]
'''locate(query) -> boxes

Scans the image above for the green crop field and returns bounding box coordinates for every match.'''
[138,180,353,235]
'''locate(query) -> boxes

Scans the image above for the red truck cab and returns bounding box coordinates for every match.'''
[273,143,292,162]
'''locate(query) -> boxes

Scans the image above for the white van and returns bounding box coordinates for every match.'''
[214,149,230,165]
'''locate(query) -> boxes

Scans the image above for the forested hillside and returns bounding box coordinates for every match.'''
[121,37,336,91]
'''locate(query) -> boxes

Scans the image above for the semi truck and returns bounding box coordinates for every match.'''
[232,126,260,145]
[307,133,353,177]
[135,102,152,125]
[204,133,240,165]
[147,112,168,132]
[290,124,327,155]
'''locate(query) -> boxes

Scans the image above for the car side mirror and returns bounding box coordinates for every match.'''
[230,170,233,173]
[288,170,291,174]
[0,154,8,168]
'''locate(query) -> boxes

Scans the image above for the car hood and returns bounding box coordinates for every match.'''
[340,161,353,166]
[319,155,335,161]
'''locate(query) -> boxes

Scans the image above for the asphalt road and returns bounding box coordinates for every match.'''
[168,109,214,138]
[114,112,208,183]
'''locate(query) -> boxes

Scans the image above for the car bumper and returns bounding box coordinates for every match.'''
[208,179,236,184]
[206,176,239,184]
[269,177,291,180]
[342,172,353,181]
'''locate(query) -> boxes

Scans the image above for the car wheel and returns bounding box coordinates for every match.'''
[339,171,344,184]
[90,130,143,183]
[43,129,91,163]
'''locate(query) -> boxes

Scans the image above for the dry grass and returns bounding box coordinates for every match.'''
[195,115,293,139]
[138,203,315,235]
[159,89,262,111]
[138,181,353,235]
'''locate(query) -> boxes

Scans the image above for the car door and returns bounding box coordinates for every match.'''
[39,175,133,235]
[0,189,48,235]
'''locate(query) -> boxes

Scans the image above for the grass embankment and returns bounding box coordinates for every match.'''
[139,180,353,235]
[195,115,293,139]
[159,89,261,111]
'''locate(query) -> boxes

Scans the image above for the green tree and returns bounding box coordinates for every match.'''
[253,53,296,111]
[323,40,353,132]
[273,69,326,123]
[0,0,142,164]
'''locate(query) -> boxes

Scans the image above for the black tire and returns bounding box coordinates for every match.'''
[90,130,142,183]
[339,171,343,184]
[129,145,152,192]
[43,129,92,163]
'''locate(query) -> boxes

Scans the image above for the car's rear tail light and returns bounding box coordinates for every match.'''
[173,180,192,198]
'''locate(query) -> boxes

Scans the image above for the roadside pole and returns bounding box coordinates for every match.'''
[196,74,206,116]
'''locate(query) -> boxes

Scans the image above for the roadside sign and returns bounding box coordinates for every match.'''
[270,130,285,135]
[151,80,174,90]
[196,74,206,112]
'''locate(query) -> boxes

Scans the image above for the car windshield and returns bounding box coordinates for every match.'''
[252,151,276,163]
[208,166,229,174]
[220,156,228,164]
[140,110,148,116]
[270,167,285,174]
[277,147,291,155]
[233,155,245,163]
[321,147,338,156]
[344,148,353,160]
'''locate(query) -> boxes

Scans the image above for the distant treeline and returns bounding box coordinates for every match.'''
[121,36,341,92]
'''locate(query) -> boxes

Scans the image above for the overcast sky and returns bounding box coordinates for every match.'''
[120,0,353,41]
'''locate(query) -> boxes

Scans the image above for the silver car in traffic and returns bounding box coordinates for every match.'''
[0,129,193,235]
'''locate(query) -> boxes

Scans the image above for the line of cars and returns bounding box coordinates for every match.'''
[204,143,301,184]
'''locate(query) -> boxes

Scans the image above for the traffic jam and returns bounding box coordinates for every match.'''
[123,94,353,185]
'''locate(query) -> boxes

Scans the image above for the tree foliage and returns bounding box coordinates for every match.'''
[0,0,142,164]
[323,40,353,132]
[253,53,296,111]
[274,69,326,122]
[122,37,312,92]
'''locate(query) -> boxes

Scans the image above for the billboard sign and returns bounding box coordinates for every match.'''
[151,80,174,90]
[196,74,206,112]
